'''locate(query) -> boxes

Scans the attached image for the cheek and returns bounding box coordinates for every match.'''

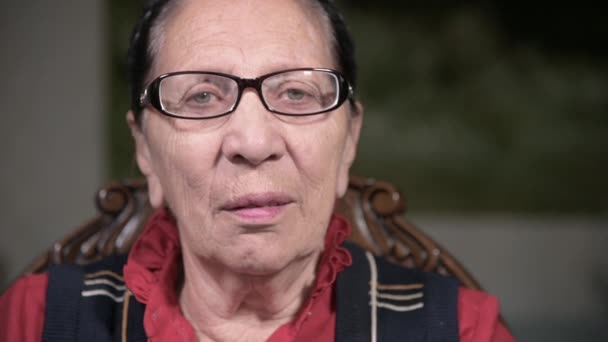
[147,126,220,217]
[296,118,349,188]
[290,116,350,230]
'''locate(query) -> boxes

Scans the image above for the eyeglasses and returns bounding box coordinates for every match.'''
[139,68,354,120]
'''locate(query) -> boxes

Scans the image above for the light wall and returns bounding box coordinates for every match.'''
[414,216,608,341]
[0,1,105,286]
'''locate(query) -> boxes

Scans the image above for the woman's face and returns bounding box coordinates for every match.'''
[130,0,362,275]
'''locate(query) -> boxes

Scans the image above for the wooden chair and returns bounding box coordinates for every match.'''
[22,176,481,290]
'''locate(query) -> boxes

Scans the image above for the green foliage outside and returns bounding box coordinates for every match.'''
[108,1,608,214]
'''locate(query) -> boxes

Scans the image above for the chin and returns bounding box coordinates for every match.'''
[228,252,287,276]
[224,242,305,276]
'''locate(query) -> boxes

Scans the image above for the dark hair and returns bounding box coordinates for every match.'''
[127,0,357,121]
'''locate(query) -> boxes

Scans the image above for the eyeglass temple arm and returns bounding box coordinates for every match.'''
[139,88,150,107]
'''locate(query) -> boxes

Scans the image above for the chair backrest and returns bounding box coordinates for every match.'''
[23,176,482,290]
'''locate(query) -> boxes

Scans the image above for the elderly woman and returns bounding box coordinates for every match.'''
[1,0,515,341]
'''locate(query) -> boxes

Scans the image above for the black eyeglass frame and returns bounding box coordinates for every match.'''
[139,68,355,120]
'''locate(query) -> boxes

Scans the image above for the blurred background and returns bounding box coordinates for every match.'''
[1,0,606,340]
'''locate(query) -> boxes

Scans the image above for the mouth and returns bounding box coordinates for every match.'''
[221,193,294,221]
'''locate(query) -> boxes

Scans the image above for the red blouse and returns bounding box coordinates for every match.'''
[1,209,514,342]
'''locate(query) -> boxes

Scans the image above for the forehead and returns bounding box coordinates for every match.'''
[153,0,334,77]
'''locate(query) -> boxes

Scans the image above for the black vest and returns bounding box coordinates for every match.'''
[42,243,459,341]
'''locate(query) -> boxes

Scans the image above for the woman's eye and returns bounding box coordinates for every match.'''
[187,91,216,104]
[194,92,211,103]
[286,88,308,101]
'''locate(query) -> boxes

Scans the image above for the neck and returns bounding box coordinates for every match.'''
[178,248,321,341]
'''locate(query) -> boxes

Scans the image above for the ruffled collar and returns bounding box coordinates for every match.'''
[123,208,352,340]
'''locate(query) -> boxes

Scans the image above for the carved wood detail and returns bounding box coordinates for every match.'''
[336,176,482,289]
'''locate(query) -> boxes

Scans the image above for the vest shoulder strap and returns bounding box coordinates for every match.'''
[336,242,460,342]
[42,256,146,342]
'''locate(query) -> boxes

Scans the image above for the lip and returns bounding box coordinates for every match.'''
[220,192,295,222]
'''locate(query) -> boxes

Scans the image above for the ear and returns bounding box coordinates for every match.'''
[127,111,165,208]
[336,101,364,197]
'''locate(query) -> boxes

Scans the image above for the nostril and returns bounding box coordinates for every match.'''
[229,152,280,166]
[266,153,280,162]
[229,153,248,165]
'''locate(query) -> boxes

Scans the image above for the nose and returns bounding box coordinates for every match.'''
[220,91,285,166]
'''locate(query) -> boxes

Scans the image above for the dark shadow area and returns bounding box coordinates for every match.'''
[0,254,7,291]
[592,266,608,319]
[342,1,607,214]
